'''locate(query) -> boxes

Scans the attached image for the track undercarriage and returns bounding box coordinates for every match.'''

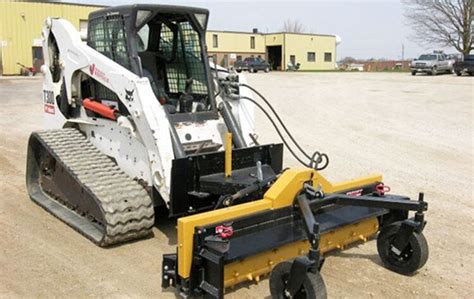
[26,128,154,246]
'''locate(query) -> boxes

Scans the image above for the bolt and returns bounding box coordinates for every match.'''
[164,265,168,271]
[164,275,168,280]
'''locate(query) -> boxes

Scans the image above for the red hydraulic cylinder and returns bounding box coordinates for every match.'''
[83,98,117,120]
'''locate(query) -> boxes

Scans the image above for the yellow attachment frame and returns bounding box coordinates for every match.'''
[177,168,382,280]
[223,217,378,287]
[224,132,232,177]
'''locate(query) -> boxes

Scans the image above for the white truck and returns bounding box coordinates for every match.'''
[410,53,453,75]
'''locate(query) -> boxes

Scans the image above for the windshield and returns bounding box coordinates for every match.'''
[136,13,212,113]
[465,55,474,61]
[418,54,437,61]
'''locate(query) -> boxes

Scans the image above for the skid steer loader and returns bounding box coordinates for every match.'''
[27,4,429,298]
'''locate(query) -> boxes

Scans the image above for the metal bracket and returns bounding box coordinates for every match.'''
[162,254,177,288]
[296,192,321,269]
[286,256,316,296]
[390,219,419,255]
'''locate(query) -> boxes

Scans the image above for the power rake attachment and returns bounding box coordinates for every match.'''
[162,169,428,298]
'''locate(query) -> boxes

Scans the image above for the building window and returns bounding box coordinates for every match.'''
[324,52,332,62]
[79,20,88,37]
[307,52,316,62]
[236,55,242,61]
[212,34,218,48]
[250,36,255,49]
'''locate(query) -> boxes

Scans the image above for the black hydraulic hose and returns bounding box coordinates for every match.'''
[239,83,312,160]
[239,96,313,167]
[238,83,329,170]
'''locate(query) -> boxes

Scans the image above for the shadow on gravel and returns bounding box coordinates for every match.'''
[323,238,384,267]
[329,251,382,266]
[154,206,177,246]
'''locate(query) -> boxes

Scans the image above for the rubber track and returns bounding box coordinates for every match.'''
[35,128,154,246]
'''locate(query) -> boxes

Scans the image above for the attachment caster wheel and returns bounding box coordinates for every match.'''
[269,261,327,299]
[377,221,429,275]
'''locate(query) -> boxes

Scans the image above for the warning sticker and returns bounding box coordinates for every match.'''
[43,90,55,114]
[346,189,363,197]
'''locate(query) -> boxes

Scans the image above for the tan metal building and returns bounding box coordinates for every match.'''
[0,0,99,75]
[0,1,337,75]
[207,30,338,71]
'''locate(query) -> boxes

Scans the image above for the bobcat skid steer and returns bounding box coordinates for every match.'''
[27,4,429,298]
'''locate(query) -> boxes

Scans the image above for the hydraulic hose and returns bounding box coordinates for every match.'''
[227,82,329,170]
[239,96,319,168]
[239,83,329,168]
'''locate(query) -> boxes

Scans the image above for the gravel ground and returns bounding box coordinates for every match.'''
[0,72,472,298]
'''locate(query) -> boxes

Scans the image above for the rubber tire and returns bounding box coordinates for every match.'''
[456,72,462,76]
[250,67,255,73]
[236,69,242,73]
[269,261,327,299]
[432,67,437,75]
[411,71,416,76]
[265,67,270,73]
[377,222,429,275]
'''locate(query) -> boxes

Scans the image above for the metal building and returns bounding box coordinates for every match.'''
[0,1,338,75]
[206,30,338,71]
[0,0,99,75]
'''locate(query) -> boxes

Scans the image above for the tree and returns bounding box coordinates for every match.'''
[339,56,357,64]
[282,19,305,33]
[403,0,473,56]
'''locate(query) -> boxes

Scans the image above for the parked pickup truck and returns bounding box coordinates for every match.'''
[410,53,453,75]
[453,55,474,76]
[234,57,270,73]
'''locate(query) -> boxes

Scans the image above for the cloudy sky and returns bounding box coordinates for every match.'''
[70,0,452,60]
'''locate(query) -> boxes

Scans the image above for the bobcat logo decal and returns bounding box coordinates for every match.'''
[89,64,96,75]
[125,89,134,101]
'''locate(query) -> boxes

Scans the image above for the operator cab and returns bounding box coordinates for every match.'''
[87,4,215,116]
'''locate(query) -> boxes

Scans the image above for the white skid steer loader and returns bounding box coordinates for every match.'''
[27,4,429,298]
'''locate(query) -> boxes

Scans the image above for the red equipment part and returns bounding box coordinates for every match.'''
[83,98,118,120]
[375,183,391,196]
[215,224,234,239]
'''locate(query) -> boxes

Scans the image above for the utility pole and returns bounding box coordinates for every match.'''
[402,44,405,61]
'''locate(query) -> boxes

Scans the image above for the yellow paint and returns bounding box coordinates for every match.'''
[206,31,265,54]
[205,31,337,71]
[264,33,285,46]
[281,33,337,71]
[178,199,273,278]
[223,217,379,288]
[264,168,382,209]
[225,132,232,177]
[177,168,382,278]
[0,1,100,75]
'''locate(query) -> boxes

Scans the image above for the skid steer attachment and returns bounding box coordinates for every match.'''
[162,169,428,298]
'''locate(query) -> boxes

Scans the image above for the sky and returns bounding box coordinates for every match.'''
[69,0,453,60]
